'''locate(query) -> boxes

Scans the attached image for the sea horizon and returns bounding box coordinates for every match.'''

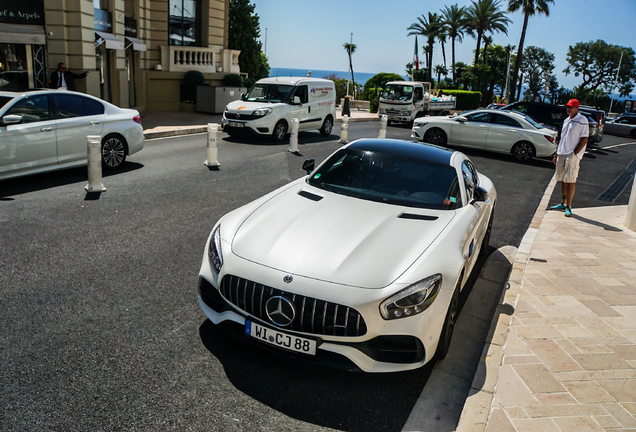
[268,67,408,87]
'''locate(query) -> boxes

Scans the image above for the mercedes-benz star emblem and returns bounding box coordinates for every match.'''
[235,112,240,118]
[265,296,295,327]
[283,275,293,283]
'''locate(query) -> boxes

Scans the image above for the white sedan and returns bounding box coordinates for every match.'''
[197,138,496,373]
[412,109,558,162]
[0,89,144,181]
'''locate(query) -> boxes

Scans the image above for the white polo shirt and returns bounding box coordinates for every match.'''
[557,112,588,159]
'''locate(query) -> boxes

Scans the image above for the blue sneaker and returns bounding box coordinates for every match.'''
[550,203,567,211]
[565,206,572,217]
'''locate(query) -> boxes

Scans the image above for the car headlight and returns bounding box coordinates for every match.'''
[208,225,223,273]
[414,120,428,127]
[380,274,442,320]
[401,110,411,116]
[253,107,272,117]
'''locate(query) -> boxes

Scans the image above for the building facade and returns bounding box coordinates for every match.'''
[0,0,240,111]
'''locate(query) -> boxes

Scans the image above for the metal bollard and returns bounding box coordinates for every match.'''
[204,123,221,167]
[85,135,106,192]
[338,115,349,144]
[379,115,388,138]
[626,176,636,231]
[288,118,300,153]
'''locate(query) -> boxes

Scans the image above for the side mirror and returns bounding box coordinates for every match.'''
[473,186,489,202]
[293,96,301,105]
[240,93,246,101]
[457,116,468,123]
[1,114,22,125]
[302,158,315,174]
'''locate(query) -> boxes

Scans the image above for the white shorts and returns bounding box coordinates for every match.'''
[555,153,580,183]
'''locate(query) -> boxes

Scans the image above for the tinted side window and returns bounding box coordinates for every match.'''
[54,94,87,118]
[84,97,105,115]
[6,95,50,123]
[550,108,567,122]
[462,161,476,201]
[292,85,308,104]
[495,114,521,128]
[466,112,492,123]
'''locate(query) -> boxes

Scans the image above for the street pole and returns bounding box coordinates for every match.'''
[609,51,623,116]
[264,28,267,56]
[504,50,511,102]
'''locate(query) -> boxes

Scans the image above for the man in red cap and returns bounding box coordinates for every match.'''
[550,99,589,217]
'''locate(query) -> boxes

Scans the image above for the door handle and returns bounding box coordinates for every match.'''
[40,127,53,132]
[90,120,101,125]
[479,125,487,128]
[308,106,311,113]
[508,129,517,133]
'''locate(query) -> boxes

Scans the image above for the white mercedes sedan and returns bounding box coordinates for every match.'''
[197,139,496,373]
[0,89,144,181]
[411,109,557,162]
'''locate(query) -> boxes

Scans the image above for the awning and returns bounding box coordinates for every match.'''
[0,24,45,44]
[125,36,146,52]
[95,31,124,50]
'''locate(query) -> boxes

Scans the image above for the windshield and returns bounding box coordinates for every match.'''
[381,84,414,102]
[244,84,293,103]
[307,148,461,210]
[0,96,13,110]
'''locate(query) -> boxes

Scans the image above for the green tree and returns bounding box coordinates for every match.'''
[520,46,555,101]
[365,72,405,90]
[441,4,467,84]
[343,42,357,95]
[464,0,511,67]
[507,0,554,102]
[563,40,636,98]
[228,0,262,80]
[407,12,443,82]
[434,65,448,83]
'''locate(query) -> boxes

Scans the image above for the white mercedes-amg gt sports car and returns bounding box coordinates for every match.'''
[197,138,496,373]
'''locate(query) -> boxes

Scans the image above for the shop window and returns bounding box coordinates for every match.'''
[168,0,202,46]
[0,44,29,90]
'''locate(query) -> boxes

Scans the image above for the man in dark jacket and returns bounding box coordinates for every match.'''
[49,63,89,91]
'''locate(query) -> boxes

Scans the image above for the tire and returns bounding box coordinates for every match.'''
[511,141,535,162]
[319,116,333,136]
[101,134,127,170]
[435,285,460,360]
[272,120,288,142]
[423,128,447,146]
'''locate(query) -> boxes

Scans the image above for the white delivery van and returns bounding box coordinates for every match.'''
[222,77,336,141]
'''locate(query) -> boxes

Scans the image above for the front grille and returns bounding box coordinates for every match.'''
[219,275,367,337]
[225,113,260,121]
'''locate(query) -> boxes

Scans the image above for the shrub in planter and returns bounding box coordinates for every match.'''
[181,70,205,103]
[223,74,244,87]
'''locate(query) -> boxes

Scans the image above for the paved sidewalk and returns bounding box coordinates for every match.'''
[140,107,378,139]
[457,198,636,431]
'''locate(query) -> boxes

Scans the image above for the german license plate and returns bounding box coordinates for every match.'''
[229,121,244,128]
[245,320,316,355]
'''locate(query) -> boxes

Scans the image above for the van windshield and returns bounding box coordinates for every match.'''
[244,84,294,103]
[382,84,413,102]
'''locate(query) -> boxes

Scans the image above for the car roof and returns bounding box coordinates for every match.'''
[256,77,333,86]
[346,139,454,165]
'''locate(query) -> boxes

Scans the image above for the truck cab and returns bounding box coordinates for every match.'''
[378,81,455,124]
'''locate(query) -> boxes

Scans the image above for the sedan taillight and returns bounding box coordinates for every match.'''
[133,115,142,125]
[544,135,555,143]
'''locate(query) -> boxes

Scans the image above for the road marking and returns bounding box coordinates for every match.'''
[600,141,636,150]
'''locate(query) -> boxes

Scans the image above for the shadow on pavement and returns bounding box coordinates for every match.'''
[572,213,623,231]
[199,319,433,432]
[223,131,336,147]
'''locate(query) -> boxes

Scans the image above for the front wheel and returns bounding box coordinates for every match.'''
[423,128,447,146]
[102,135,127,169]
[272,120,288,142]
[435,286,459,360]
[319,116,333,136]
[511,141,535,162]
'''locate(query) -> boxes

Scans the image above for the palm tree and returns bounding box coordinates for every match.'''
[441,4,467,84]
[407,12,443,82]
[434,64,448,84]
[507,0,554,102]
[482,35,493,65]
[343,42,357,95]
[464,0,511,66]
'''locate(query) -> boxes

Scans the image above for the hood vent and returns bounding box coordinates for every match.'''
[298,190,323,202]
[398,213,438,221]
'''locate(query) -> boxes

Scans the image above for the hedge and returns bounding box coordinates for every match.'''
[441,90,481,111]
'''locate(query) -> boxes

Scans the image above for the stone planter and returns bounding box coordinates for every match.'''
[196,86,246,114]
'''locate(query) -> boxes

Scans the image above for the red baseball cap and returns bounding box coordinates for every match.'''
[565,99,580,108]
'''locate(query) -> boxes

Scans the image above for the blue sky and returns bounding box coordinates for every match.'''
[254,0,636,94]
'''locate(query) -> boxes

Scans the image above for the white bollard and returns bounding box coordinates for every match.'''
[379,115,388,138]
[338,115,349,144]
[85,135,106,192]
[626,176,636,231]
[204,123,220,167]
[288,118,300,153]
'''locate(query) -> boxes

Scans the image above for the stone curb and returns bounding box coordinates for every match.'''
[454,174,558,432]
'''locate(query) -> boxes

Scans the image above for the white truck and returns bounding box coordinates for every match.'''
[378,81,455,124]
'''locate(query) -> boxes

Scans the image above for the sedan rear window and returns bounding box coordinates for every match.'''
[307,148,460,210]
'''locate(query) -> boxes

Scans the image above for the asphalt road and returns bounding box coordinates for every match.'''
[1,122,633,431]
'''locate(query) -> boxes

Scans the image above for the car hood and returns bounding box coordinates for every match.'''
[225,100,280,114]
[231,184,455,289]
